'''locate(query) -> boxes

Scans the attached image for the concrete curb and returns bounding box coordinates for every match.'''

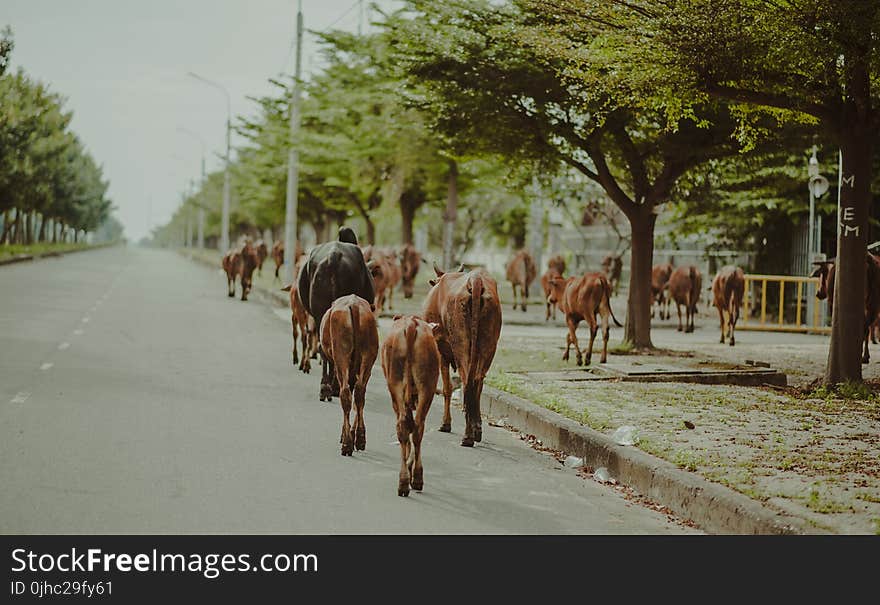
[482,386,814,535]
[0,243,117,267]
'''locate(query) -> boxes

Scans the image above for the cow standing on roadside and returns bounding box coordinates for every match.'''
[668,265,702,333]
[238,240,258,302]
[505,249,537,312]
[272,241,284,280]
[281,256,316,373]
[320,295,379,456]
[547,273,622,366]
[222,248,241,298]
[399,243,423,299]
[541,255,566,321]
[381,315,442,496]
[811,253,880,363]
[255,240,269,275]
[651,263,674,320]
[423,265,502,447]
[601,254,623,296]
[712,265,745,346]
[298,227,375,400]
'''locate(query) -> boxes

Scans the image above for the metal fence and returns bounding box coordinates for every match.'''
[739,274,830,334]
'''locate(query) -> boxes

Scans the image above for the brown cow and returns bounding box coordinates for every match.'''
[712,265,745,346]
[319,295,379,455]
[505,249,538,312]
[601,254,623,296]
[399,243,423,299]
[651,263,673,320]
[280,257,316,373]
[238,240,258,302]
[381,315,442,496]
[423,266,502,447]
[272,241,284,280]
[376,248,402,310]
[540,255,566,321]
[667,265,702,333]
[547,273,622,366]
[811,253,880,363]
[255,240,269,275]
[221,248,241,298]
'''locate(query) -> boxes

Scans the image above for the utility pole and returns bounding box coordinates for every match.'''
[187,72,232,252]
[442,160,458,270]
[283,1,304,283]
[197,152,206,249]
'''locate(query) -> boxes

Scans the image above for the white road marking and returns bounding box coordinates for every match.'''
[73,328,84,336]
[10,392,30,404]
[40,362,54,371]
[58,342,70,351]
[81,317,90,323]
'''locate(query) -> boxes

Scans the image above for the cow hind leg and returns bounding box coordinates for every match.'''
[600,313,610,364]
[353,381,367,451]
[461,379,481,447]
[585,318,598,366]
[339,384,354,456]
[511,284,518,310]
[676,303,683,331]
[291,316,299,365]
[717,307,725,344]
[521,284,528,312]
[438,361,453,432]
[411,391,431,491]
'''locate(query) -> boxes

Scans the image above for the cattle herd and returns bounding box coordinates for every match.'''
[217,228,762,496]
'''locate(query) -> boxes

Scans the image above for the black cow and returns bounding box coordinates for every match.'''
[298,227,376,400]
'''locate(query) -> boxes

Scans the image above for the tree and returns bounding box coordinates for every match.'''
[579,0,880,381]
[390,0,739,348]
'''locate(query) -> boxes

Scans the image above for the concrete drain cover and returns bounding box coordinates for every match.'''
[515,361,787,387]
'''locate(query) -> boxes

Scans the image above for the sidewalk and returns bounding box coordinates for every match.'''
[181,248,880,534]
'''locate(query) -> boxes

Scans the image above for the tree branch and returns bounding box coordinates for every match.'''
[705,83,833,123]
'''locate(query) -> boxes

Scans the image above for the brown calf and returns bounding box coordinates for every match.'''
[221,249,241,298]
[811,253,880,363]
[280,257,317,373]
[399,243,423,299]
[667,265,702,333]
[541,255,567,321]
[238,240,258,301]
[651,263,673,320]
[423,266,502,447]
[547,273,622,366]
[381,315,442,496]
[711,265,745,346]
[601,254,623,296]
[272,241,284,280]
[319,295,379,455]
[505,249,537,312]
[255,240,268,274]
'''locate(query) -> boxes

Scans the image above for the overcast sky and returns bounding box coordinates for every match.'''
[4,0,398,241]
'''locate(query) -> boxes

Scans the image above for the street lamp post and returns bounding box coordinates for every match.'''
[188,72,231,253]
[177,127,207,249]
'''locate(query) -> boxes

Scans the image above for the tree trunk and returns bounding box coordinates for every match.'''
[825,66,874,384]
[74,228,79,243]
[623,207,656,349]
[442,160,458,270]
[38,213,47,242]
[1,209,12,244]
[14,209,23,244]
[400,198,416,245]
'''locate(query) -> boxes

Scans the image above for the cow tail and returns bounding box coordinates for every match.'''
[603,276,623,328]
[403,318,418,409]
[349,302,361,384]
[468,274,483,384]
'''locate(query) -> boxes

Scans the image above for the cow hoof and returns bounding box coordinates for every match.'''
[411,479,423,491]
[398,487,410,497]
[227,293,234,298]
[474,428,482,442]
[355,430,366,451]
[521,305,527,312]
[439,423,451,433]
[460,438,475,447]
[341,444,354,456]
[576,357,583,366]
[729,340,735,347]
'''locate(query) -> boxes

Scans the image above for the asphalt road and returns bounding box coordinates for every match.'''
[0,247,693,534]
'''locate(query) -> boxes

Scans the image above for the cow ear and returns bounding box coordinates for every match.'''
[392,314,403,321]
[455,263,465,273]
[370,303,376,312]
[428,279,437,287]
[432,262,445,277]
[420,257,428,264]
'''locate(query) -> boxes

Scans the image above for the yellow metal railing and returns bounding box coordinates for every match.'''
[739,274,830,334]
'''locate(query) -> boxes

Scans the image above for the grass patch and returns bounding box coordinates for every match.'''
[0,242,96,260]
[856,492,880,504]
[804,489,852,514]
